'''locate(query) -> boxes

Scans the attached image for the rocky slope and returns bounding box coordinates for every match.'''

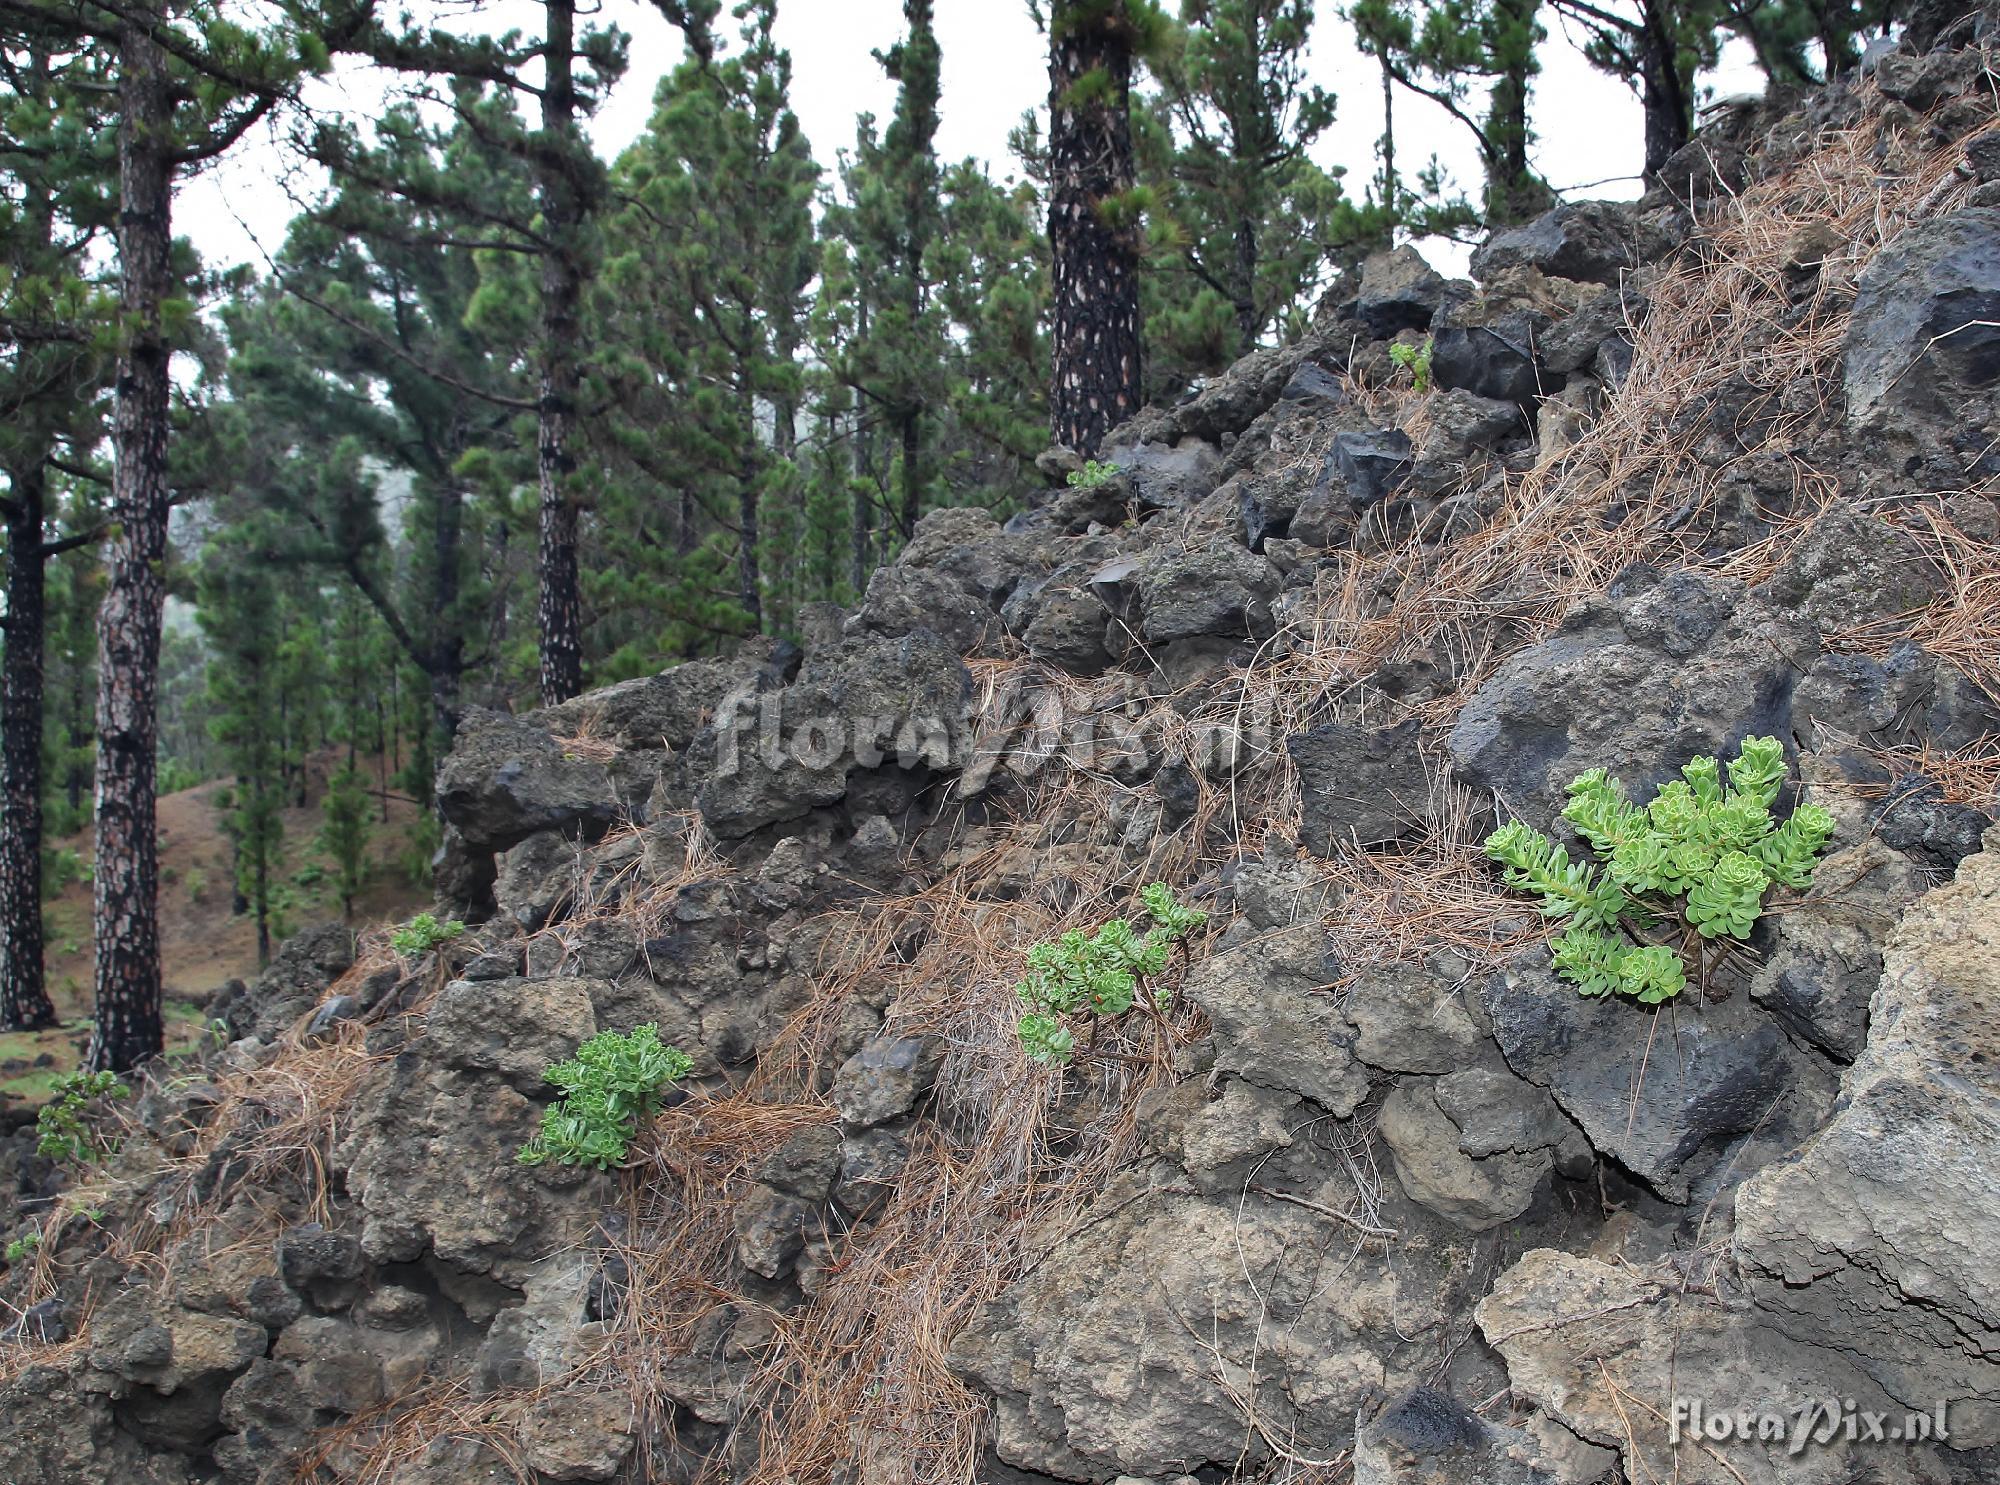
[3,12,2000,1484]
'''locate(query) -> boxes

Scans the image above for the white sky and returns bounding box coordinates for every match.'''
[179,1,1767,281]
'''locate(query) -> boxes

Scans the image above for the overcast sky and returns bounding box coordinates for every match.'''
[178,1,1765,279]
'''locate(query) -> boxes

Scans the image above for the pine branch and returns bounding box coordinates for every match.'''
[278,278,540,413]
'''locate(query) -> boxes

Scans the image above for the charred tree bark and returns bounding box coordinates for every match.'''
[737,384,763,631]
[90,0,173,1072]
[1637,0,1692,174]
[1047,1,1144,457]
[897,410,921,543]
[850,411,872,596]
[1231,212,1259,354]
[535,0,585,706]
[1,460,57,1031]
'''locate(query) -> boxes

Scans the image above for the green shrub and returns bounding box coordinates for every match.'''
[1485,736,1834,1004]
[517,1024,694,1170]
[39,846,89,895]
[1015,882,1208,1065]
[35,1070,129,1164]
[1065,458,1120,490]
[4,1233,38,1264]
[185,867,209,904]
[1389,336,1433,394]
[390,912,464,958]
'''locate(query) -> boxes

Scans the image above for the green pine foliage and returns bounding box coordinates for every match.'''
[517,1024,695,1170]
[1485,737,1835,1004]
[1135,0,1389,387]
[1016,882,1209,1065]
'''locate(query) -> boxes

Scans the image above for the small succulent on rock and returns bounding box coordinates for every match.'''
[1015,882,1208,1065]
[1486,737,1834,1004]
[1066,458,1120,490]
[1389,336,1434,393]
[390,912,464,958]
[518,1023,695,1170]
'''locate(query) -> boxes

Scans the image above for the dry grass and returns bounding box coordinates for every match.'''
[0,942,406,1383]
[1835,500,2000,701]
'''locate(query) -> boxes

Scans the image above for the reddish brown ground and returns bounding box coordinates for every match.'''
[2,753,431,1113]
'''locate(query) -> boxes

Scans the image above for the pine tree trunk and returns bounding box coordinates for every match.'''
[1482,0,1549,225]
[1637,1,1691,174]
[429,479,463,758]
[737,385,763,630]
[536,0,584,707]
[90,0,172,1073]
[254,843,270,969]
[1231,213,1259,354]
[676,487,696,556]
[898,410,921,543]
[850,412,871,596]
[482,513,510,708]
[1378,46,1397,214]
[1048,1,1143,456]
[1,460,58,1031]
[64,654,87,823]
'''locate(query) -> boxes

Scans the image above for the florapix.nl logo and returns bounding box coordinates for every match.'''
[1669,1397,1951,1457]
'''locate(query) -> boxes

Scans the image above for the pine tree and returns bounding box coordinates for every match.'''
[934,160,1051,505]
[41,538,99,840]
[1717,0,1893,87]
[1041,0,1167,455]
[1138,0,1364,373]
[603,0,817,633]
[1546,0,1721,173]
[196,528,286,970]
[337,2,626,706]
[1353,0,1554,225]
[820,1,952,550]
[317,761,371,921]
[225,100,531,759]
[0,0,340,1071]
[0,24,114,1031]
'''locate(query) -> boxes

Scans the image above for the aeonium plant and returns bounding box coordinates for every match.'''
[1015,882,1208,1065]
[1485,736,1834,1004]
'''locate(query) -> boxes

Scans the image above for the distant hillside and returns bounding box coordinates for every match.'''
[1,755,431,1115]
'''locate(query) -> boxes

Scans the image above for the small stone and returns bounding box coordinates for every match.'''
[1379,1079,1549,1232]
[830,1036,944,1128]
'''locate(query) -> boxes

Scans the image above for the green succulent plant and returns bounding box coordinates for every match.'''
[1065,458,1120,490]
[1389,336,1434,393]
[1486,737,1834,1004]
[35,1070,129,1164]
[517,1024,694,1170]
[1014,882,1208,1065]
[390,912,464,957]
